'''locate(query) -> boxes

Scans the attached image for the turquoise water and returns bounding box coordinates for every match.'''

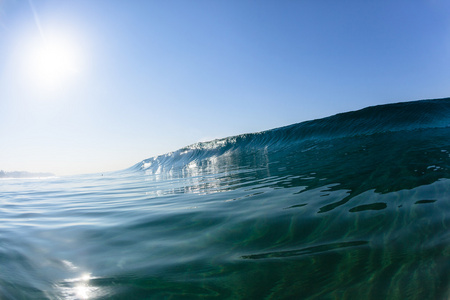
[2,98,450,299]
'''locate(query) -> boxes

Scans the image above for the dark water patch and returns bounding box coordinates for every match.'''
[415,199,437,204]
[241,241,368,259]
[284,203,307,209]
[349,202,387,212]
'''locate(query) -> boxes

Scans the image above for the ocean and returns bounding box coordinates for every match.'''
[1,98,450,299]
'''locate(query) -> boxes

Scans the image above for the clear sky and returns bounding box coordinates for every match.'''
[1,0,450,176]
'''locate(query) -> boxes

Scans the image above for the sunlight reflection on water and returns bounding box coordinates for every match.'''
[58,269,100,300]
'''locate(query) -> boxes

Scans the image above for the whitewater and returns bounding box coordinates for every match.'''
[1,98,450,299]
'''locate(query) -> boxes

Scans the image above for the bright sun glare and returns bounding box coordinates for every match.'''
[19,30,83,93]
[26,35,81,90]
[16,0,84,92]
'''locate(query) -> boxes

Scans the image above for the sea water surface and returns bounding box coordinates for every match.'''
[2,98,450,299]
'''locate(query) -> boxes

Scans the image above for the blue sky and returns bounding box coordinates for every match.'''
[1,0,450,175]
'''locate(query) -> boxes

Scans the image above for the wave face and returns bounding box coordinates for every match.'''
[2,98,450,299]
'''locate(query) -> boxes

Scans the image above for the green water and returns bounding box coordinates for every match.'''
[1,100,450,299]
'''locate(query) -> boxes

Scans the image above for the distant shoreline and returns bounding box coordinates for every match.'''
[0,170,55,179]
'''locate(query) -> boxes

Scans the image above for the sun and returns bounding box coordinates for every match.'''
[32,38,79,87]
[24,33,83,91]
